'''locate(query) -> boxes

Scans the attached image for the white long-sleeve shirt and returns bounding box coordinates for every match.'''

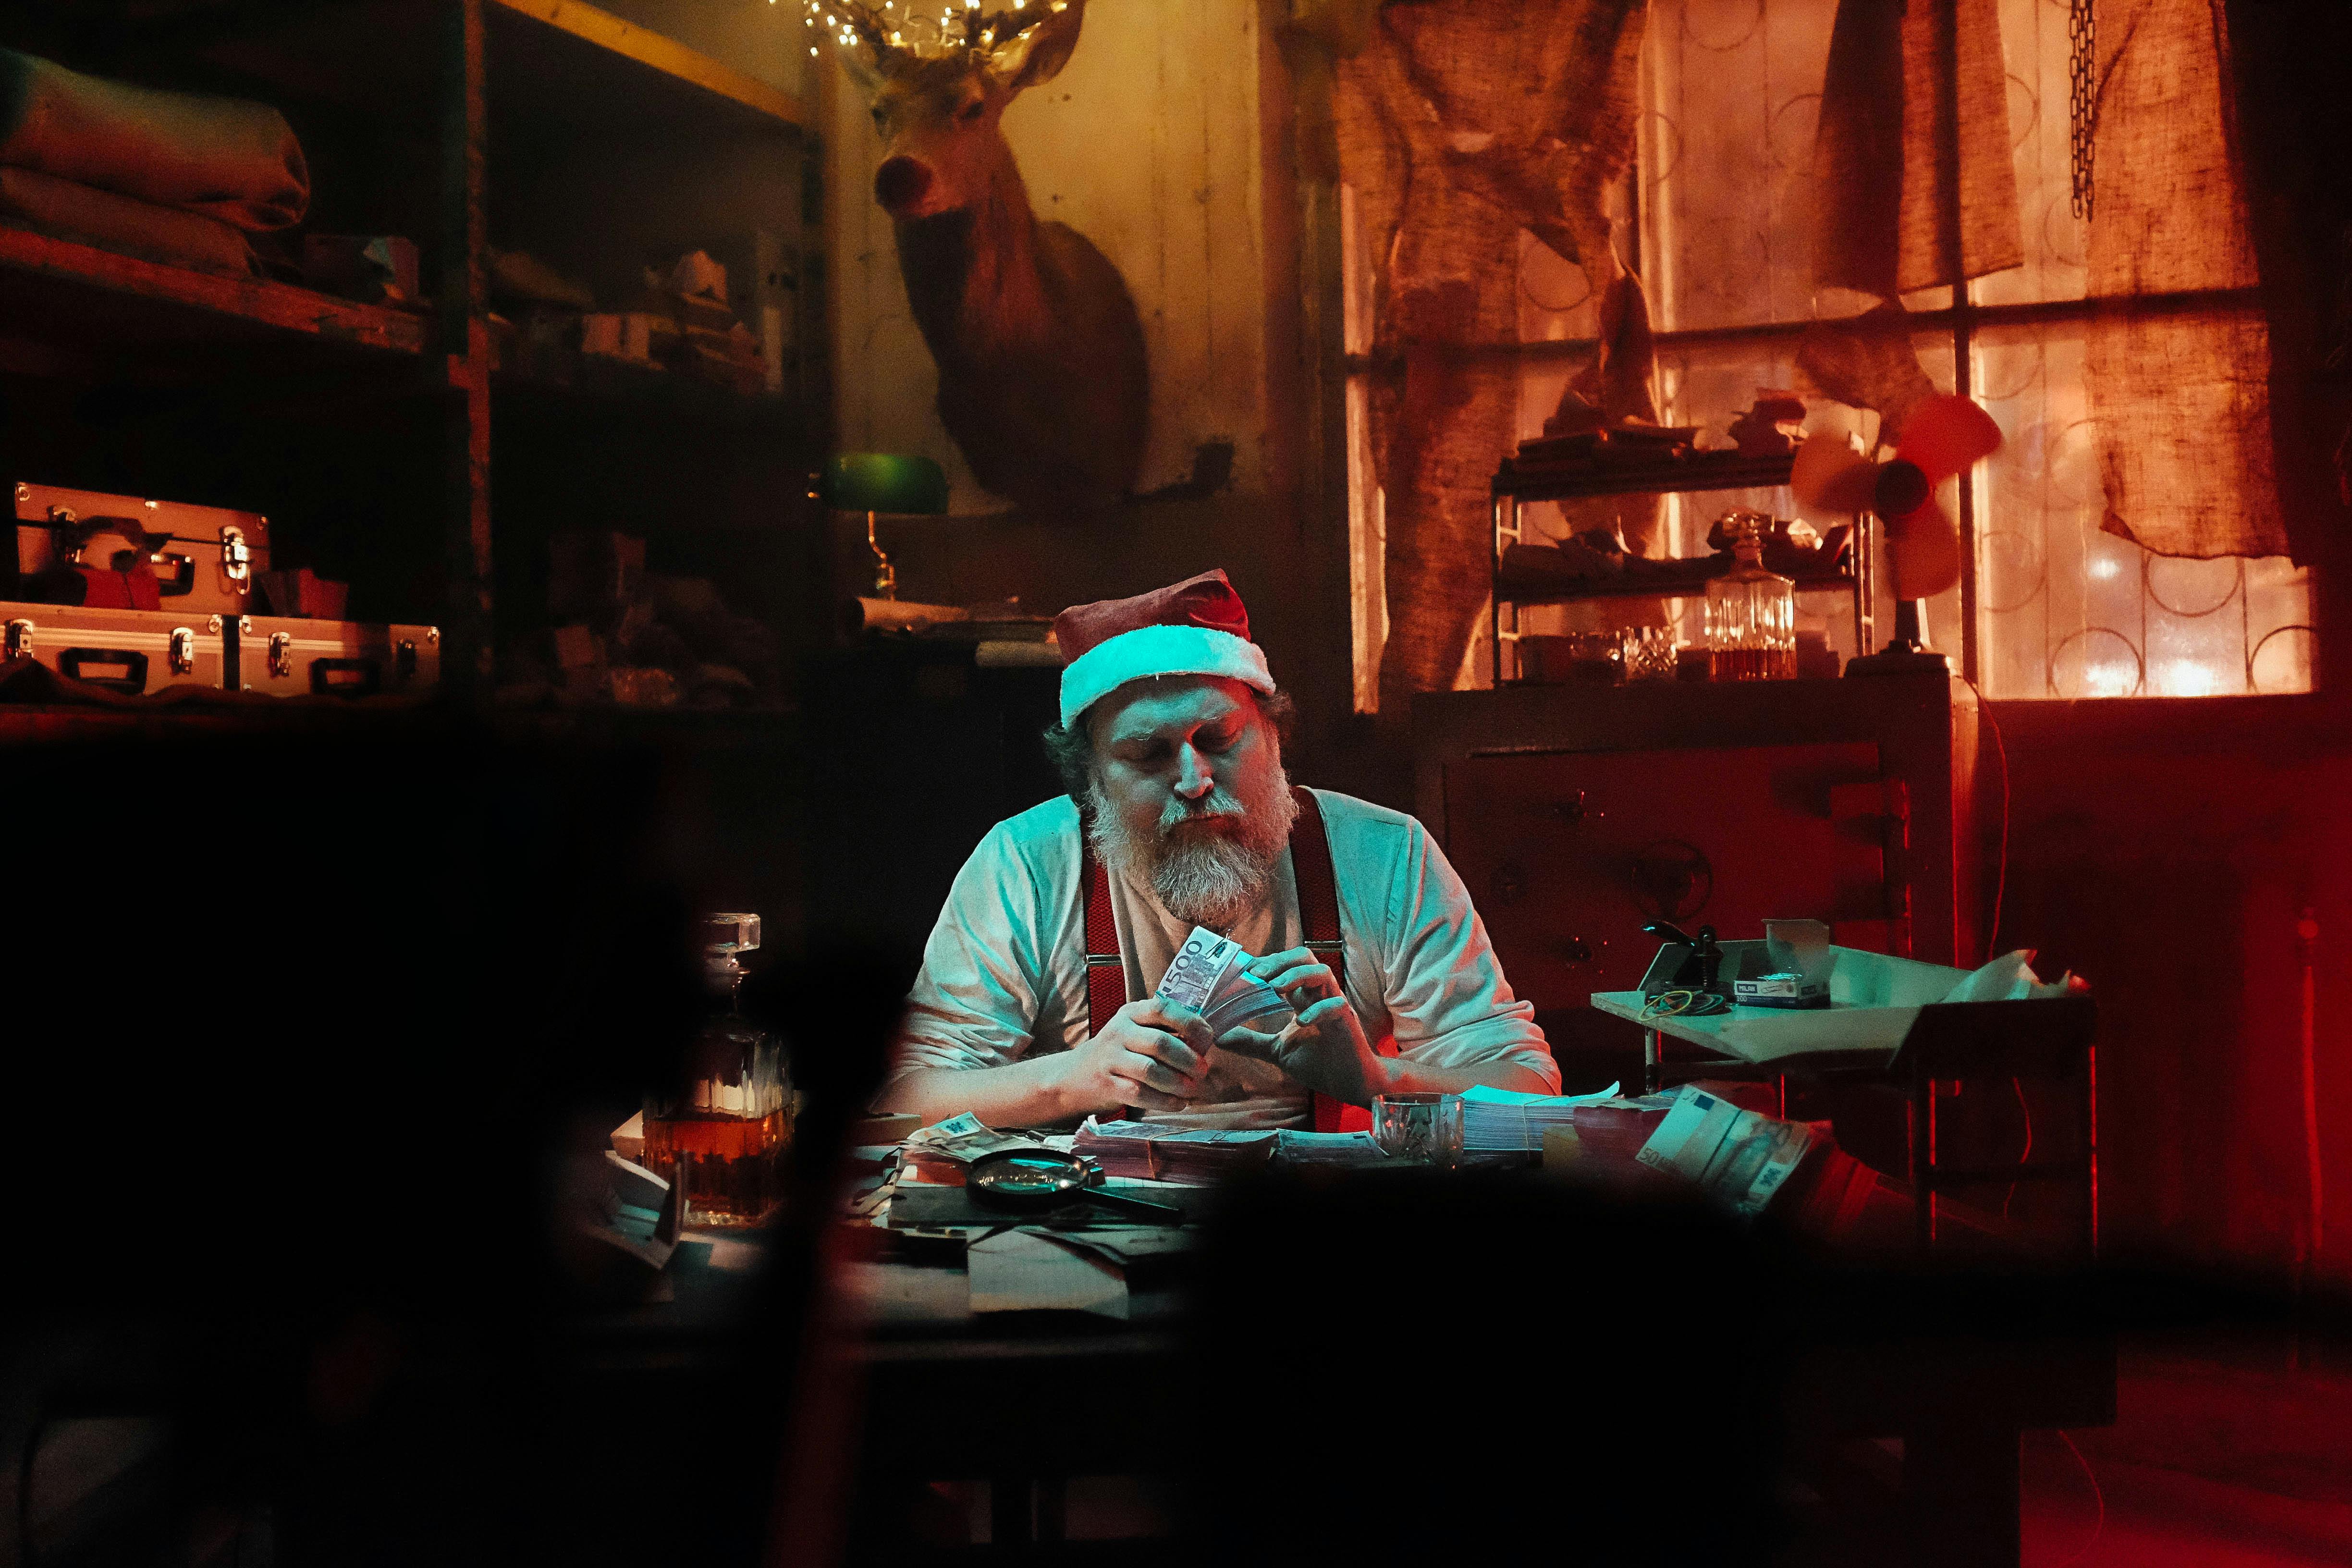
[885,787,1557,1128]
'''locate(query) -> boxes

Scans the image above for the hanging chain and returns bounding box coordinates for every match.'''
[2068,0,2096,221]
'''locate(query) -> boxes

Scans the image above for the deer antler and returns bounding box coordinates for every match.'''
[831,1,895,54]
[808,0,1075,66]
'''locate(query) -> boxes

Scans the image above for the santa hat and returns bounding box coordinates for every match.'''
[1053,569,1275,730]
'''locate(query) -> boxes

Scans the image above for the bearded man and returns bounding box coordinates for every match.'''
[876,570,1558,1130]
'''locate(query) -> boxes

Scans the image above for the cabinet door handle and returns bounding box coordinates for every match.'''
[1551,790,1604,823]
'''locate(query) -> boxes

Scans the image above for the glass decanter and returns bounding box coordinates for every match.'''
[1704,511,1798,681]
[640,913,792,1227]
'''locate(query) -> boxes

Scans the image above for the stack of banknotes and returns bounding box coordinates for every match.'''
[1156,926,1295,1035]
[1073,1117,1276,1183]
[1458,1082,1647,1152]
[1634,1084,1820,1218]
[900,1111,1043,1182]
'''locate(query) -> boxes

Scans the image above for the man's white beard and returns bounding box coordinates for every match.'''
[1086,766,1298,932]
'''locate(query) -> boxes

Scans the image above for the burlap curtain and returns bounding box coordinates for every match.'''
[1813,0,2019,297]
[2086,0,2281,561]
[1333,0,1647,710]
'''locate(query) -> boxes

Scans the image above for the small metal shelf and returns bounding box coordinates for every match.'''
[1488,448,1872,685]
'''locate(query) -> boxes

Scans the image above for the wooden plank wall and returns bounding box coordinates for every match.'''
[827,0,1272,511]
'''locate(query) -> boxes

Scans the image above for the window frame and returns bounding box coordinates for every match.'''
[1333,5,2317,706]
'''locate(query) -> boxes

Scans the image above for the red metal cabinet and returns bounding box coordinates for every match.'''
[1413,674,1982,1055]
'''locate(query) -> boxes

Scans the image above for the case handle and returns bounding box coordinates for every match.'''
[58,646,149,693]
[148,552,197,595]
[309,656,381,698]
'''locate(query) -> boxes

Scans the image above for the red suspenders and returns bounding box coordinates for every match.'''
[1079,786,1376,1133]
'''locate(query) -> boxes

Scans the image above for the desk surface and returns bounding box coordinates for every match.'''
[1592,988,1918,1065]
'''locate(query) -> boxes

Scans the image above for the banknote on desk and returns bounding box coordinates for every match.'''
[1073,1116,1275,1183]
[1273,1129,1391,1166]
[900,1111,1041,1182]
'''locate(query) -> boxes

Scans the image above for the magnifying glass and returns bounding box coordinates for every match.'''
[966,1148,1187,1222]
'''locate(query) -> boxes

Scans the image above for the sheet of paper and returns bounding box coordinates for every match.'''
[1459,1082,1622,1108]
[1042,1226,1196,1266]
[967,1228,1129,1319]
[836,1260,973,1323]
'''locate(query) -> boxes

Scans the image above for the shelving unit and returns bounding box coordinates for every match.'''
[0,0,826,731]
[1489,449,1874,686]
[0,227,429,358]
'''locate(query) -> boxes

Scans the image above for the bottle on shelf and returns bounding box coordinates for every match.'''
[1704,511,1798,681]
[640,912,791,1227]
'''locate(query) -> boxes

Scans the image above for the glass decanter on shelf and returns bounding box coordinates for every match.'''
[640,913,792,1227]
[1704,511,1798,682]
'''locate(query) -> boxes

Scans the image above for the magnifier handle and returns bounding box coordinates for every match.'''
[1081,1185,1185,1221]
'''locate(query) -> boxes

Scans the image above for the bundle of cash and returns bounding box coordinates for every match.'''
[901,1111,1041,1182]
[1634,1084,1819,1218]
[1155,926,1296,1036]
[1073,1117,1276,1183]
[1272,1128,1392,1167]
[1456,1082,1642,1152]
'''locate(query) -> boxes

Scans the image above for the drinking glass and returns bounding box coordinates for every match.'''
[1621,625,1678,682]
[1371,1092,1465,1166]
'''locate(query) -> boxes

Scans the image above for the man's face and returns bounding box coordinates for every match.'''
[1084,676,1294,930]
[1088,675,1281,844]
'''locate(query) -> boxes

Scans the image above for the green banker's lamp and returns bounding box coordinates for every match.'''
[820,453,950,601]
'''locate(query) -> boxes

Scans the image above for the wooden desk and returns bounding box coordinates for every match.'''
[833,1258,1186,1548]
[575,1165,2109,1567]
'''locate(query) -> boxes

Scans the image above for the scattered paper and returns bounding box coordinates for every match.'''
[967,1229,1129,1318]
[1939,949,2088,1003]
[1041,1226,1196,1266]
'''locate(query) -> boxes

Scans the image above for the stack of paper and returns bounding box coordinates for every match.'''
[1073,1117,1275,1183]
[1458,1082,1633,1152]
[1156,926,1294,1035]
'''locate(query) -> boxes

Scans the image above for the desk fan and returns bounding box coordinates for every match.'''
[1790,393,2002,672]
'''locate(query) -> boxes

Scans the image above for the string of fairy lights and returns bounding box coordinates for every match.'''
[784,0,1067,60]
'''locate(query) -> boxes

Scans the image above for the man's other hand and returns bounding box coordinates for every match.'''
[1054,997,1213,1114]
[1219,947,1383,1103]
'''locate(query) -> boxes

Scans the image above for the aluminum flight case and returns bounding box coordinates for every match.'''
[233,614,440,698]
[13,482,270,616]
[1,603,230,693]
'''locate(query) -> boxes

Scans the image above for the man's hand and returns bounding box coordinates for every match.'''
[1051,997,1214,1115]
[1218,947,1385,1105]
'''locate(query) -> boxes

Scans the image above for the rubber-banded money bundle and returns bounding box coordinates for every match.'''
[1156,926,1295,1036]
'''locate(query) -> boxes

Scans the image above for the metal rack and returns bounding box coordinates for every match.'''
[1488,449,1876,685]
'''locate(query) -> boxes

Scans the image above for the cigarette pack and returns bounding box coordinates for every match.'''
[1731,971,1830,1009]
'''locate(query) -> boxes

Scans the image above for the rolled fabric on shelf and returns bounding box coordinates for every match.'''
[0,48,308,230]
[0,165,254,275]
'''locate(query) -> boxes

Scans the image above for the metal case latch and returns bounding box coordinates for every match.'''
[219,525,252,586]
[4,618,32,657]
[268,630,294,678]
[168,627,196,675]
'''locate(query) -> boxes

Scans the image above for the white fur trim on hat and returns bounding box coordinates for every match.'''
[1058,623,1274,730]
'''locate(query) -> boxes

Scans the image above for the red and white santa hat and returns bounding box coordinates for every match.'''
[1053,568,1275,730]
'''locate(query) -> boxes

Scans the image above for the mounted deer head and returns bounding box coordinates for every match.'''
[815,0,1149,514]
